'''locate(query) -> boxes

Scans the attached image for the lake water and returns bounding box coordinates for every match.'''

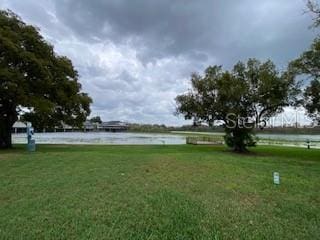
[12,132,320,147]
[12,132,186,145]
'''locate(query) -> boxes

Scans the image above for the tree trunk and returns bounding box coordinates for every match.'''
[0,112,17,149]
[233,141,248,153]
[232,129,248,153]
[0,125,12,149]
[224,126,253,153]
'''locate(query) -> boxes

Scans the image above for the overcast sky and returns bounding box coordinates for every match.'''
[0,0,318,125]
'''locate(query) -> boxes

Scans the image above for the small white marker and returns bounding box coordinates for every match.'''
[273,172,280,185]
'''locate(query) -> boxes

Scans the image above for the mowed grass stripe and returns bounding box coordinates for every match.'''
[0,145,319,239]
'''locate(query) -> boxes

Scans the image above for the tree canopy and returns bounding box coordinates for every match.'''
[307,0,320,28]
[0,10,92,148]
[176,59,298,152]
[289,38,320,124]
[90,116,102,124]
[285,0,320,124]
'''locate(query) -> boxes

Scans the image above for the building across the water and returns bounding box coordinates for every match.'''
[85,121,128,132]
[54,123,74,132]
[99,121,128,132]
[12,120,128,133]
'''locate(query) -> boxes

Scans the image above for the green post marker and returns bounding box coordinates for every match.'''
[273,172,280,185]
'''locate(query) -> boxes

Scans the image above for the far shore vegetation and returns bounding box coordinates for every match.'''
[128,124,320,135]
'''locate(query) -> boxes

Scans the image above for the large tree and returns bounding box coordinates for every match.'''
[176,59,298,152]
[0,10,92,148]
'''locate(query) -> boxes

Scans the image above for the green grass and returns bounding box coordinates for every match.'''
[0,145,319,239]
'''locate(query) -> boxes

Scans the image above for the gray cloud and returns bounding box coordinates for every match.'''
[50,0,317,65]
[0,0,318,125]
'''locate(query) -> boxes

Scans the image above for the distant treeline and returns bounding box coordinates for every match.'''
[128,124,225,133]
[127,123,172,133]
[128,123,320,135]
[254,126,320,135]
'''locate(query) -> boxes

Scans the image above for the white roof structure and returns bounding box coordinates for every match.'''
[12,121,27,128]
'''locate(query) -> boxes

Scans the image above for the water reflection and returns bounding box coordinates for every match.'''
[12,132,186,145]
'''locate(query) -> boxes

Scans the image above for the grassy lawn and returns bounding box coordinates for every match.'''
[0,145,319,239]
